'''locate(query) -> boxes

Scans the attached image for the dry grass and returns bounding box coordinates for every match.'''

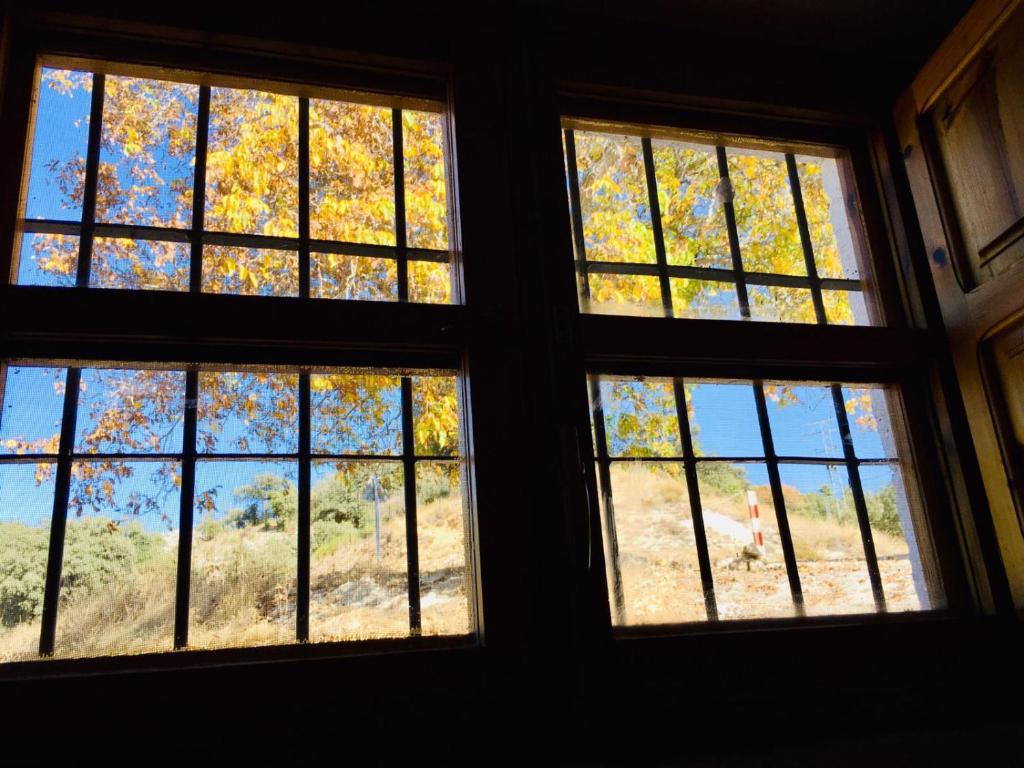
[0,494,472,662]
[604,464,924,625]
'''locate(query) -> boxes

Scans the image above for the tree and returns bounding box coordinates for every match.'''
[226,474,297,531]
[12,69,459,525]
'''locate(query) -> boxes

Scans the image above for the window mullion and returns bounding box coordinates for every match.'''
[173,369,198,648]
[189,86,211,294]
[394,108,408,302]
[641,137,673,318]
[752,380,806,615]
[671,378,719,620]
[786,153,828,324]
[297,371,311,641]
[716,146,751,319]
[38,366,81,655]
[75,74,105,289]
[298,98,311,300]
[400,376,421,634]
[830,383,887,611]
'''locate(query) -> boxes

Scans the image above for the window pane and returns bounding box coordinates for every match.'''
[699,462,796,620]
[599,461,707,626]
[205,87,298,237]
[75,368,185,454]
[840,386,899,459]
[652,139,732,269]
[413,375,459,457]
[90,238,190,291]
[198,372,298,454]
[764,384,843,459]
[824,289,870,326]
[310,460,408,641]
[309,100,394,245]
[596,379,682,458]
[727,148,804,276]
[416,461,470,636]
[795,155,862,280]
[1,366,66,455]
[96,76,198,228]
[310,374,401,455]
[403,110,449,251]
[688,382,763,458]
[573,132,656,264]
[23,68,92,222]
[859,464,935,611]
[779,463,876,616]
[409,259,452,305]
[747,284,817,323]
[190,460,297,649]
[16,233,79,287]
[311,252,396,301]
[202,246,298,297]
[57,460,180,658]
[584,273,664,317]
[670,278,741,320]
[0,463,57,662]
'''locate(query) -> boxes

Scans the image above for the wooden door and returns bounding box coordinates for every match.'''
[896,0,1024,608]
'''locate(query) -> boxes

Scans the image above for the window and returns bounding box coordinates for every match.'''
[562,116,954,629]
[0,56,474,664]
[563,127,874,325]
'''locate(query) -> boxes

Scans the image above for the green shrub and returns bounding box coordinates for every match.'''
[310,519,363,558]
[197,516,226,542]
[695,462,748,497]
[0,517,167,628]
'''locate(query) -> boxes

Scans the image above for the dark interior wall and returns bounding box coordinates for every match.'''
[3,2,1023,765]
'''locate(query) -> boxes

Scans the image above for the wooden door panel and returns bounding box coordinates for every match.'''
[897,0,1024,609]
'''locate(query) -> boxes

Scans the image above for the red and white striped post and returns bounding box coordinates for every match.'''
[746,489,765,557]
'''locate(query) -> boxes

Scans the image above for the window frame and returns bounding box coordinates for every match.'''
[546,89,982,639]
[0,19,504,677]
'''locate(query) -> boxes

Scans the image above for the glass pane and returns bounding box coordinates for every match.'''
[1,366,66,455]
[190,460,297,649]
[779,463,875,616]
[310,374,401,455]
[408,259,452,305]
[202,246,298,297]
[413,375,459,457]
[727,148,805,276]
[584,273,665,317]
[403,110,449,251]
[698,462,796,620]
[795,155,861,280]
[56,460,180,657]
[16,233,79,287]
[824,289,870,326]
[859,464,933,611]
[90,238,190,291]
[197,372,298,454]
[23,68,92,222]
[747,285,817,323]
[95,76,198,228]
[309,460,408,641]
[596,379,682,458]
[416,461,470,636]
[205,87,298,237]
[600,462,706,626]
[688,382,763,458]
[670,278,741,320]
[75,368,185,454]
[309,100,394,245]
[311,252,396,301]
[652,139,732,269]
[764,384,843,459]
[840,386,899,460]
[0,463,57,662]
[573,132,656,264]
